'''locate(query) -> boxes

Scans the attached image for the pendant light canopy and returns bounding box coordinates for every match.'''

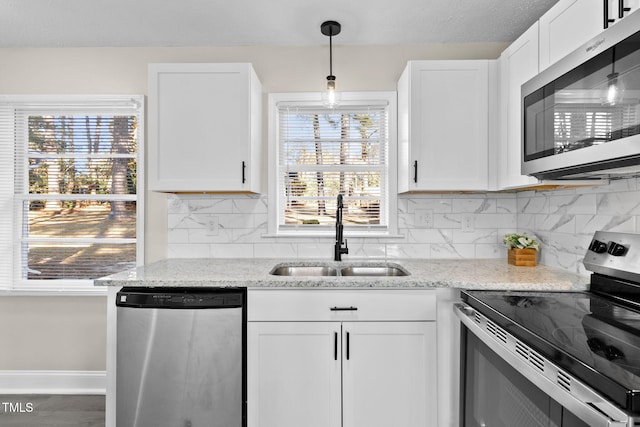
[321,20,341,108]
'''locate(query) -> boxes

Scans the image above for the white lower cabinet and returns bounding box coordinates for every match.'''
[248,322,342,427]
[248,289,437,427]
[342,322,436,427]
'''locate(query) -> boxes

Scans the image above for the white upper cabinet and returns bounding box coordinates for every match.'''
[617,0,640,18]
[496,23,540,190]
[398,60,493,192]
[148,63,262,193]
[539,0,602,71]
[539,0,640,71]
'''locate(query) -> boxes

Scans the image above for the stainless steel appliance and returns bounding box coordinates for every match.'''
[116,287,246,427]
[456,231,640,427]
[522,11,640,180]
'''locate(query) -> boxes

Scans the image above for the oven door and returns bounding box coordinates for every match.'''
[455,303,631,427]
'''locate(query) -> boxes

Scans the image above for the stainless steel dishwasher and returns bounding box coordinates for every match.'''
[116,287,246,427]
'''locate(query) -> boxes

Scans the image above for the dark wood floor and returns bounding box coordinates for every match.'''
[0,395,104,426]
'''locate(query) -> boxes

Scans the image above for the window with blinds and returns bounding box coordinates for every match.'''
[0,96,144,290]
[276,102,389,231]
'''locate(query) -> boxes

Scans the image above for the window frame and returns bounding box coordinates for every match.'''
[0,95,145,294]
[267,92,397,237]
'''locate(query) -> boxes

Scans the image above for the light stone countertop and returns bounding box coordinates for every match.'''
[94,258,588,291]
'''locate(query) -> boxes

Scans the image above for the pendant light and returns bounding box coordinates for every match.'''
[602,47,625,106]
[604,71,625,106]
[321,20,341,108]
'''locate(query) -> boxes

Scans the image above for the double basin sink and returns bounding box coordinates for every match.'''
[270,262,409,277]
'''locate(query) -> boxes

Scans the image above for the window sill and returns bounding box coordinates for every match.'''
[262,232,405,239]
[0,287,108,296]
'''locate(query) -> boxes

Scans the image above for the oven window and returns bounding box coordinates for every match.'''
[462,329,590,427]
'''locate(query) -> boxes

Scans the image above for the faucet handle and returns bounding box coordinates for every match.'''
[343,239,349,254]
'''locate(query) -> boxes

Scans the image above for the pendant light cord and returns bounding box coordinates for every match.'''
[329,30,333,78]
[321,21,340,79]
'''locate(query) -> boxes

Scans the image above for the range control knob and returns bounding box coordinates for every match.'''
[589,239,608,253]
[605,345,625,361]
[607,242,628,256]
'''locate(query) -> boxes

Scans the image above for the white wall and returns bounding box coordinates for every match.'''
[0,43,506,371]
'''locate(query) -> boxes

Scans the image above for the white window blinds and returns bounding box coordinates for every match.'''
[0,96,144,290]
[277,103,389,230]
[554,104,636,152]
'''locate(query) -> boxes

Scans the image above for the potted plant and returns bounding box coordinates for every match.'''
[503,233,539,267]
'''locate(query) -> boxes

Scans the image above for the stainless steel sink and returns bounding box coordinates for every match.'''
[270,265,338,276]
[340,265,408,277]
[270,262,409,277]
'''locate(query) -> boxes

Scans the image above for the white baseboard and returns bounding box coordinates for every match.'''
[0,370,106,395]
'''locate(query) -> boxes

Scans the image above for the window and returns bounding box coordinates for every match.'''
[0,96,144,292]
[268,92,397,236]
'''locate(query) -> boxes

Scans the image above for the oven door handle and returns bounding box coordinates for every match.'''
[454,303,629,427]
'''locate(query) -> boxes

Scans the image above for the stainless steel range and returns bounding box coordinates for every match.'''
[455,231,640,427]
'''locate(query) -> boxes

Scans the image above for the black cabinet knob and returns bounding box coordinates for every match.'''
[607,241,628,256]
[589,239,608,253]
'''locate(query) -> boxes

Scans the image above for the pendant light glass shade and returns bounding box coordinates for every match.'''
[324,76,339,108]
[601,48,625,106]
[603,72,625,106]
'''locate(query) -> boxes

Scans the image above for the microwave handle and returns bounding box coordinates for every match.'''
[454,303,628,427]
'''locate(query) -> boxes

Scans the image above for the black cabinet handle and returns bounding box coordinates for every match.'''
[334,332,338,360]
[330,306,358,311]
[604,0,615,28]
[413,160,418,183]
[619,0,631,17]
[241,161,246,184]
[346,332,351,360]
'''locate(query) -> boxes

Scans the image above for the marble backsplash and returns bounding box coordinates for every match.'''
[166,177,640,276]
[515,177,640,276]
[167,193,519,262]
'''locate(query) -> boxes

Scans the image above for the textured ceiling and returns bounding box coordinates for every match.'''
[0,0,560,48]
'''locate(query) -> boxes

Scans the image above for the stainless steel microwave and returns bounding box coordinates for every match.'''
[522,11,640,180]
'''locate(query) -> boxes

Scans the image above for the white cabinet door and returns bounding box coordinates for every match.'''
[148,63,261,192]
[539,0,603,71]
[342,322,437,427]
[616,0,640,18]
[247,322,342,427]
[497,23,540,189]
[398,60,490,192]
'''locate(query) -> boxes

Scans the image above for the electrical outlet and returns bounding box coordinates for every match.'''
[415,209,433,228]
[206,215,219,235]
[461,214,475,231]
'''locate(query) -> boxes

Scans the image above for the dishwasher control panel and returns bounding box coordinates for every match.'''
[116,287,244,308]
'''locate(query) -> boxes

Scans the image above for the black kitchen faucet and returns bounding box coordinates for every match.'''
[334,194,349,261]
